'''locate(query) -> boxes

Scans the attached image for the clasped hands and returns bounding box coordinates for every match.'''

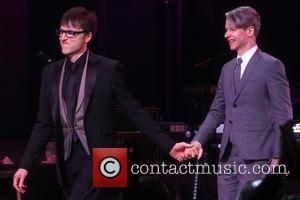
[169,141,203,162]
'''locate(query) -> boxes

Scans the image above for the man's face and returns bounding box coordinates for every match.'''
[224,19,252,55]
[58,23,91,59]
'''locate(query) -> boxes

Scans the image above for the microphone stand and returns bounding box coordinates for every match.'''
[188,130,208,200]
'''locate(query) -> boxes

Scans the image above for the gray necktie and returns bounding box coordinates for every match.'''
[234,58,242,93]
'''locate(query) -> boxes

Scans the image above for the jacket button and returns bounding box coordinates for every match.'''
[229,120,232,124]
[233,104,237,108]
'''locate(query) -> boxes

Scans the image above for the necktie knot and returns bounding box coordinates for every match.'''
[237,58,242,66]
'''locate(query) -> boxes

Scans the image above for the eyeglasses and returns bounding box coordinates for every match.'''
[56,29,86,38]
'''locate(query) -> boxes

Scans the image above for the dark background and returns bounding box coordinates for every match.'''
[0,0,299,138]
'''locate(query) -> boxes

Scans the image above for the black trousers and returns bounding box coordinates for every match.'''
[62,142,119,200]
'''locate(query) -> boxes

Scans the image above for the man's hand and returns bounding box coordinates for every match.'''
[169,142,193,162]
[184,141,203,160]
[13,168,28,194]
[270,158,279,166]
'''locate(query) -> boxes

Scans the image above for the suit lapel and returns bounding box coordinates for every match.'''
[75,51,89,113]
[83,52,99,114]
[233,49,262,103]
[51,52,100,121]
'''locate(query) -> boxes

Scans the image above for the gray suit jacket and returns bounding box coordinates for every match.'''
[193,49,293,160]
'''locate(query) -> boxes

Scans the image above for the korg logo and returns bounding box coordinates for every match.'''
[170,125,188,133]
[292,123,300,133]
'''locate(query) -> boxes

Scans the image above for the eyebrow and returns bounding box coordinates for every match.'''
[59,28,84,31]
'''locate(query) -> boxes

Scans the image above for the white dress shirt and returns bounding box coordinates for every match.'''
[237,45,258,78]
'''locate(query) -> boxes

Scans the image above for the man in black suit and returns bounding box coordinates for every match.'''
[13,7,191,199]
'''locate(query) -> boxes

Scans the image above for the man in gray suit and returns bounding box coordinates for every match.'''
[185,6,293,200]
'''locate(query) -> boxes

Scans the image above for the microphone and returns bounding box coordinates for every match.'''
[193,52,233,68]
[36,51,52,63]
[193,57,212,68]
[185,130,194,143]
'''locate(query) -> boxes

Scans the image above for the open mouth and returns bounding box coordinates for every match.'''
[228,39,235,44]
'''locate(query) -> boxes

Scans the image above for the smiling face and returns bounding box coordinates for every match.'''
[224,19,256,56]
[58,22,92,62]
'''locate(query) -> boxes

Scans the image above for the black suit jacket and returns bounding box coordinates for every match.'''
[20,51,175,185]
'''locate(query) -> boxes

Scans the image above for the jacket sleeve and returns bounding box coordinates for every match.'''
[267,59,293,158]
[19,67,53,170]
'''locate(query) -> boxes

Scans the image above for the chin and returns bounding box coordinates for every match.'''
[229,46,236,51]
[61,49,70,55]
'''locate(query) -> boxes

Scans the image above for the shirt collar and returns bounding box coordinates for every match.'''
[237,45,258,65]
[66,50,88,73]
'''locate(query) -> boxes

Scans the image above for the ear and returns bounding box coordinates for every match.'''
[247,26,255,37]
[84,32,93,43]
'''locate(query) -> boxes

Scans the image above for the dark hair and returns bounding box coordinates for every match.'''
[60,7,98,41]
[225,6,261,37]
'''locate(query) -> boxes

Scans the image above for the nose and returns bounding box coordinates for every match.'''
[224,30,229,38]
[59,32,68,40]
